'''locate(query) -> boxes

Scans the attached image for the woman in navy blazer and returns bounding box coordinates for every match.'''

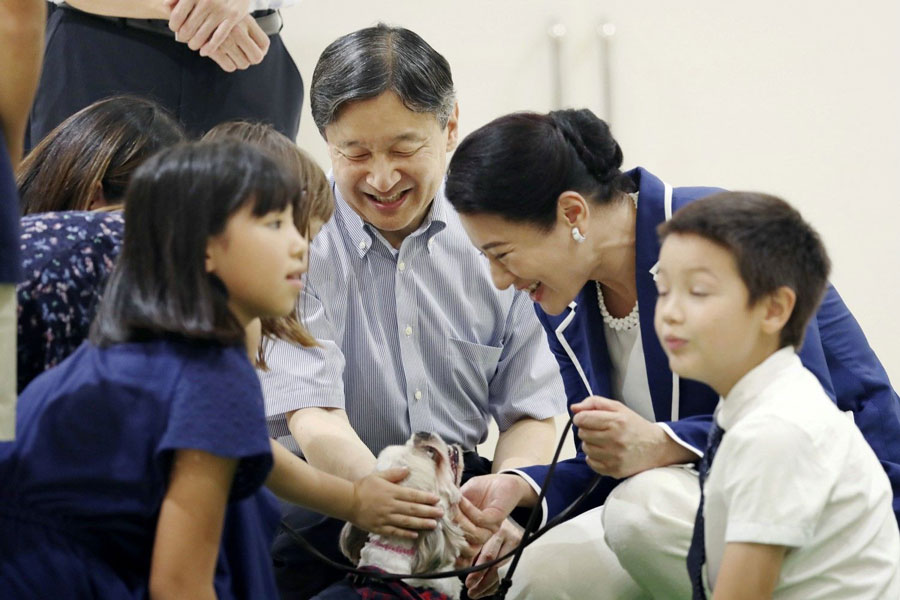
[444,109,900,599]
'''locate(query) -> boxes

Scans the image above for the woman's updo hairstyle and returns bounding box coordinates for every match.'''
[446,108,635,230]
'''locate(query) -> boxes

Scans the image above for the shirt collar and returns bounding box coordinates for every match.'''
[717,346,799,430]
[332,180,449,258]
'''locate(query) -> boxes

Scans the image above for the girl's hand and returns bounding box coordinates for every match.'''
[349,468,444,539]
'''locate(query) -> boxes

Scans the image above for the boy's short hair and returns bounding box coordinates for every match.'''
[658,191,831,349]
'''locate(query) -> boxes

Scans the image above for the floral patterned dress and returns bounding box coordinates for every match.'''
[16,210,124,392]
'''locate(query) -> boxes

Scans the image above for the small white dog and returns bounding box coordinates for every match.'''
[339,432,468,599]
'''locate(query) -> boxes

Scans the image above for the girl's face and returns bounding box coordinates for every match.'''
[458,211,588,315]
[206,203,308,327]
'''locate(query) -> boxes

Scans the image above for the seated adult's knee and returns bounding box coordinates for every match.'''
[504,508,647,600]
[602,466,699,563]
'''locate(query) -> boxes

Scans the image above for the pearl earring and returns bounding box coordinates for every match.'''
[571,227,587,243]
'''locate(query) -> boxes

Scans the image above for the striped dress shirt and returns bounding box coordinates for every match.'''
[261,182,566,456]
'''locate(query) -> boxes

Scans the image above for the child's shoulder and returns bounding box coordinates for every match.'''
[90,338,253,386]
[725,367,860,471]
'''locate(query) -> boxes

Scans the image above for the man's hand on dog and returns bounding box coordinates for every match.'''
[454,496,502,566]
[461,473,535,525]
[466,518,523,598]
[349,467,444,539]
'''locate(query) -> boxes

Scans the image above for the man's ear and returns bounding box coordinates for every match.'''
[761,286,796,336]
[445,102,460,152]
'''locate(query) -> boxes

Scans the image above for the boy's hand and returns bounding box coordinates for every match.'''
[349,467,443,539]
[572,396,676,478]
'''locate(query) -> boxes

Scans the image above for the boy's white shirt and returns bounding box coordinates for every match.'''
[703,346,900,598]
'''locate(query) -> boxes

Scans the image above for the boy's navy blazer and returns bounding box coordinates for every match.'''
[518,167,900,526]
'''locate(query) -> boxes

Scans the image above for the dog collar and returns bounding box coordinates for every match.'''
[370,539,416,557]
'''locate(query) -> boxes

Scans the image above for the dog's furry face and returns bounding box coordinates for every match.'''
[340,432,467,577]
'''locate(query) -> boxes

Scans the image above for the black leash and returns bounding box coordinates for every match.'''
[279,411,603,596]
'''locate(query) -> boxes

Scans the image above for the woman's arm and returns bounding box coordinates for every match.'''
[150,449,236,600]
[711,542,786,600]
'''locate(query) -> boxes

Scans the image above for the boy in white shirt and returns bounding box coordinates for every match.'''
[653,191,900,599]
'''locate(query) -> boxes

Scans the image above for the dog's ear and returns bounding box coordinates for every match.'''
[412,526,447,574]
[450,444,463,487]
[412,513,468,574]
[339,522,368,565]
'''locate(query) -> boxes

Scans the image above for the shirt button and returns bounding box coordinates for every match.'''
[414,390,423,400]
[404,325,413,336]
[358,241,367,250]
[398,261,406,272]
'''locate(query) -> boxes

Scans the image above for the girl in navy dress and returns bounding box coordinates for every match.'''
[0,140,445,599]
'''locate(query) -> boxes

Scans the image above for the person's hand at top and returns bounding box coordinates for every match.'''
[165,0,252,57]
[572,395,693,479]
[204,14,269,72]
[348,467,445,539]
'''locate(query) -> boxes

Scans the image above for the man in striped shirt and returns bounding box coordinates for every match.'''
[259,24,567,599]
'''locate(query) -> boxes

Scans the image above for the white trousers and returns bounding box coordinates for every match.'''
[1,285,16,440]
[505,465,700,600]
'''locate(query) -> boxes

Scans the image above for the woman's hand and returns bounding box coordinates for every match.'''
[348,467,444,539]
[572,396,680,478]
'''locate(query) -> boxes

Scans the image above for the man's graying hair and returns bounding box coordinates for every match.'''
[310,24,456,134]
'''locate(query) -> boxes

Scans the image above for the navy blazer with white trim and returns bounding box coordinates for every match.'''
[517,167,900,527]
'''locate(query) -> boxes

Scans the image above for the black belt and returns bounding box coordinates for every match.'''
[57,3,283,37]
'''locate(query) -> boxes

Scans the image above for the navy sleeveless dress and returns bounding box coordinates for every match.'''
[0,338,280,599]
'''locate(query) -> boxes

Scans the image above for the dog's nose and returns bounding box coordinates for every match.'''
[413,431,435,442]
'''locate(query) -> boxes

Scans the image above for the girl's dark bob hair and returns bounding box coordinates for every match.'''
[90,140,303,346]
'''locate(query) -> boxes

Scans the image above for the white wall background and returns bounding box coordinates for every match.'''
[280,1,900,456]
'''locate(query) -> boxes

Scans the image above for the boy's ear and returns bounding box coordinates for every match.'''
[761,286,796,336]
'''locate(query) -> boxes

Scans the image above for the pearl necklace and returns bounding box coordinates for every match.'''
[595,192,640,332]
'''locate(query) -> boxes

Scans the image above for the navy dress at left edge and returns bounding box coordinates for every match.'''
[0,338,280,599]
[0,138,20,283]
